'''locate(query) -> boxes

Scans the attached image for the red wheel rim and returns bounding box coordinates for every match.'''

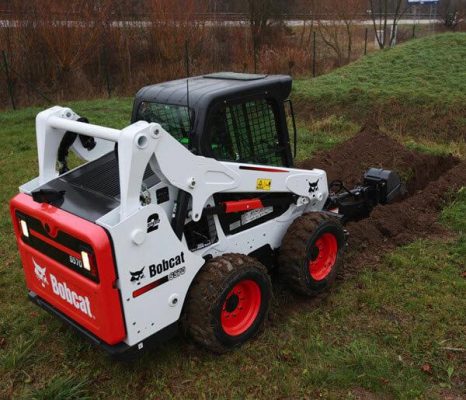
[220,279,261,336]
[308,233,338,281]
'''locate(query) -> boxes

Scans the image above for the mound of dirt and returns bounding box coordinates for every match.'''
[272,127,463,323]
[344,161,466,274]
[297,126,457,194]
[298,127,464,275]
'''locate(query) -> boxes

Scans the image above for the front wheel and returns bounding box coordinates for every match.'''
[279,212,346,296]
[181,253,272,353]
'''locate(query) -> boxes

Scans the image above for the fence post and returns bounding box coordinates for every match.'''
[364,28,368,55]
[253,32,258,74]
[412,25,416,39]
[102,47,111,98]
[1,50,16,110]
[312,31,317,77]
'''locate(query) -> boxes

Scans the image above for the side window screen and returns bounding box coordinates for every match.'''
[210,99,283,166]
[137,101,191,145]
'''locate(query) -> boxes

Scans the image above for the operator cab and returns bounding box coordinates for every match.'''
[132,72,295,168]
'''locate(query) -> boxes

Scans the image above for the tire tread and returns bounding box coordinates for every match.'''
[279,212,344,296]
[181,253,271,353]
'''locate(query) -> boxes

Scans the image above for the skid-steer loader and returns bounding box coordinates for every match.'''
[10,72,401,356]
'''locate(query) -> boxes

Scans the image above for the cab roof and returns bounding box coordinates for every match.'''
[133,72,292,111]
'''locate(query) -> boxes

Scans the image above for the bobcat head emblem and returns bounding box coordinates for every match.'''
[308,179,319,193]
[33,258,48,287]
[147,213,160,233]
[130,267,145,284]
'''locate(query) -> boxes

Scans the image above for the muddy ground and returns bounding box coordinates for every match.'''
[297,126,458,194]
[298,126,465,276]
[271,127,465,318]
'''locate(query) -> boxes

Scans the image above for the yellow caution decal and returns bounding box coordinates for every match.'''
[256,178,272,191]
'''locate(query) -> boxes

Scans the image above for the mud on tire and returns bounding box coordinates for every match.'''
[279,212,345,296]
[181,253,272,353]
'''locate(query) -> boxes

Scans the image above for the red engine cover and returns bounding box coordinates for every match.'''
[10,193,126,345]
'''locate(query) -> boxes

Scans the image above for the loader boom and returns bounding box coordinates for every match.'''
[27,106,328,223]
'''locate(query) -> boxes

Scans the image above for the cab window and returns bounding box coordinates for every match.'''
[137,101,192,146]
[209,99,284,166]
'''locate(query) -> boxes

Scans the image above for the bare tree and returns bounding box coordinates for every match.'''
[29,1,110,86]
[315,0,366,65]
[369,0,411,49]
[242,0,288,71]
[245,0,289,43]
[438,0,466,29]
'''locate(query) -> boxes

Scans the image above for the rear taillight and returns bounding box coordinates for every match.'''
[80,249,98,278]
[19,218,30,237]
[81,250,91,271]
[16,211,99,282]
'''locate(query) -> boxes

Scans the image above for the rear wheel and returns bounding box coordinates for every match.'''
[181,253,272,353]
[279,212,345,296]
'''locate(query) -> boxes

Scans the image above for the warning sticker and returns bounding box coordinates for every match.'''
[256,178,272,191]
[241,206,273,225]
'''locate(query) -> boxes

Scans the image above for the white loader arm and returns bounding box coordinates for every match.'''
[150,129,328,220]
[28,106,328,222]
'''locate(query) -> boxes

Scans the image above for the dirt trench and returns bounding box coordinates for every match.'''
[298,126,465,275]
[270,127,464,326]
[297,126,458,194]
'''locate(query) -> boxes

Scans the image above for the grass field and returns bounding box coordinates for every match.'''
[0,33,465,399]
[294,33,466,157]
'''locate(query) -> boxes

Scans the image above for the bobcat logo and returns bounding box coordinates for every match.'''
[130,267,145,285]
[308,179,319,193]
[147,213,160,233]
[33,258,48,287]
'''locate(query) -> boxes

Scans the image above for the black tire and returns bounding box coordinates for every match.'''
[181,253,272,353]
[279,212,345,296]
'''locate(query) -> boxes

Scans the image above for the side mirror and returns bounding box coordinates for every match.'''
[284,99,297,158]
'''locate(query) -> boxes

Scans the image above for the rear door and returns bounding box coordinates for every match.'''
[10,193,126,345]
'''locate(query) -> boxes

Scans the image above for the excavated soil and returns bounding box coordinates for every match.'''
[297,126,464,275]
[297,126,458,194]
[344,160,466,273]
[270,127,464,325]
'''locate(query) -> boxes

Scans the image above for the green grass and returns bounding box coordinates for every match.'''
[293,33,466,146]
[1,35,465,399]
[403,138,465,158]
[293,115,360,161]
[295,33,466,107]
[24,375,92,400]
[1,100,465,400]
[442,187,466,233]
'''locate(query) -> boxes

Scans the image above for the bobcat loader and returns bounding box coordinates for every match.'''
[10,73,401,356]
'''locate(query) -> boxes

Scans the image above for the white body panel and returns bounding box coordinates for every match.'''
[22,106,329,347]
[99,204,205,346]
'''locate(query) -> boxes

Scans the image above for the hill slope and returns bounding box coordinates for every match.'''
[293,33,466,141]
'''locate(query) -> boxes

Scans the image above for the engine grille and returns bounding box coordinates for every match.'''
[37,151,159,222]
[64,151,157,198]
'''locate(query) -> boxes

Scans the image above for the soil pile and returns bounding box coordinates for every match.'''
[345,161,466,273]
[273,127,463,321]
[299,127,464,275]
[297,126,457,194]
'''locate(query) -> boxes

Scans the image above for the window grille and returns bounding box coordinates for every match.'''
[137,101,191,145]
[210,99,283,166]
